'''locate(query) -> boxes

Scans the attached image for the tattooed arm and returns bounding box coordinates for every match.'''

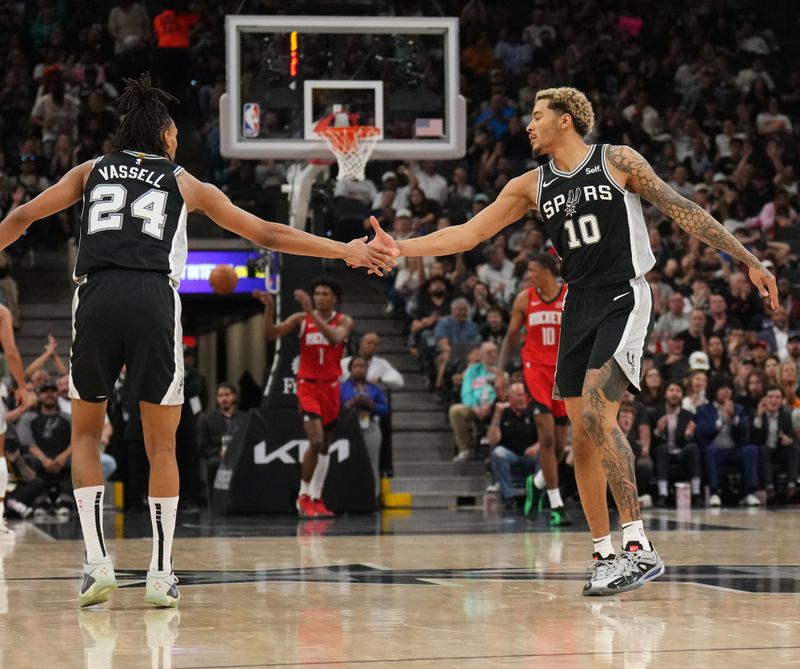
[605,145,778,309]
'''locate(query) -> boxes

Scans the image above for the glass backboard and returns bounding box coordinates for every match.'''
[221,15,466,161]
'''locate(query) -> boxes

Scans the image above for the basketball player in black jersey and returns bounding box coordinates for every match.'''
[0,74,394,608]
[370,86,778,596]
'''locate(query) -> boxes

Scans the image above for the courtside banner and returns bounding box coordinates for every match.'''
[212,407,376,514]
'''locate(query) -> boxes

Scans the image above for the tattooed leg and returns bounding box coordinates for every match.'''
[564,396,610,537]
[580,360,640,523]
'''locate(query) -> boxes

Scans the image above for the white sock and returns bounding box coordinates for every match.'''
[0,457,7,500]
[149,496,178,574]
[691,477,701,495]
[310,453,330,500]
[299,480,311,497]
[546,488,564,508]
[0,457,7,520]
[592,535,615,558]
[658,480,668,496]
[533,469,546,490]
[621,520,651,551]
[74,485,108,563]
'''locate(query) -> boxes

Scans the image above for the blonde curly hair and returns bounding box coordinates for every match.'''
[534,87,595,136]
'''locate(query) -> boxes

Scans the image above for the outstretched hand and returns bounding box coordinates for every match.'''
[252,289,274,309]
[749,264,779,309]
[366,216,400,275]
[293,289,312,312]
[343,232,396,277]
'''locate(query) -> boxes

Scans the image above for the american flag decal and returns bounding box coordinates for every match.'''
[415,118,444,138]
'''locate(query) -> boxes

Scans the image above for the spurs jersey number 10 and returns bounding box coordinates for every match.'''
[536,144,655,289]
[74,151,188,286]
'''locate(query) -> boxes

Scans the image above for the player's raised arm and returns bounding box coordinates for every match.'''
[253,290,304,341]
[495,287,529,399]
[0,304,27,404]
[176,170,395,276]
[386,170,539,258]
[605,145,778,308]
[0,161,91,251]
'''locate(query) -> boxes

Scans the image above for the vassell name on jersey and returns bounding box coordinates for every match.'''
[95,163,167,188]
[74,151,188,284]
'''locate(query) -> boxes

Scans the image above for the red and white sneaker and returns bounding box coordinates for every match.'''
[296,494,317,518]
[312,498,334,517]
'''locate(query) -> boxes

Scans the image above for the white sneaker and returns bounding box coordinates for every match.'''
[452,449,474,462]
[708,494,722,507]
[145,569,180,607]
[0,520,14,540]
[639,494,653,510]
[79,559,118,608]
[485,482,500,493]
[6,499,32,519]
[743,493,761,507]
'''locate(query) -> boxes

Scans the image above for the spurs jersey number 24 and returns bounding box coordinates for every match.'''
[74,151,188,285]
[536,144,655,289]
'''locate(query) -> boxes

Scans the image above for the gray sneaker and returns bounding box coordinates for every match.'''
[582,542,665,596]
[582,552,619,596]
[620,541,665,587]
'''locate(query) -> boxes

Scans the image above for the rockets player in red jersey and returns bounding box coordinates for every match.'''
[257,277,352,518]
[496,253,571,526]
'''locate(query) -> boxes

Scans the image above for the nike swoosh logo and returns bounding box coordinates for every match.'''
[542,178,559,188]
[530,301,541,306]
[613,292,630,301]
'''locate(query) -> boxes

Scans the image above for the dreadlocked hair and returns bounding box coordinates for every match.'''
[112,72,178,157]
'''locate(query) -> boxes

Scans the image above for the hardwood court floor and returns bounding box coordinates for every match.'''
[2,507,800,668]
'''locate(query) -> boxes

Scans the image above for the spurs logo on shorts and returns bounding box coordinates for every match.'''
[626,351,638,377]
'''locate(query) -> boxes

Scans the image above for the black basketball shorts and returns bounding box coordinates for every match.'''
[70,269,184,405]
[555,276,654,399]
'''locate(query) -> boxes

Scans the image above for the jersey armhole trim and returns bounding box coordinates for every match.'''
[601,144,628,195]
[535,167,544,211]
[173,165,184,176]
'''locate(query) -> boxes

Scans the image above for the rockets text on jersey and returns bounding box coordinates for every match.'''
[521,284,566,368]
[297,312,347,382]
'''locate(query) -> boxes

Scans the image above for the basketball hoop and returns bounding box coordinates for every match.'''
[316,126,380,181]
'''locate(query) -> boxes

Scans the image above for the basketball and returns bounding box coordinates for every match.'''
[209,264,238,295]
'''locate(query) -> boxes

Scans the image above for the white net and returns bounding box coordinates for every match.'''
[317,126,380,181]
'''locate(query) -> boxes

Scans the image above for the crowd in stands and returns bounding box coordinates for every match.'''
[362,0,800,509]
[1,0,800,514]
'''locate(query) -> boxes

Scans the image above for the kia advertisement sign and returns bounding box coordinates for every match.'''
[212,407,376,514]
